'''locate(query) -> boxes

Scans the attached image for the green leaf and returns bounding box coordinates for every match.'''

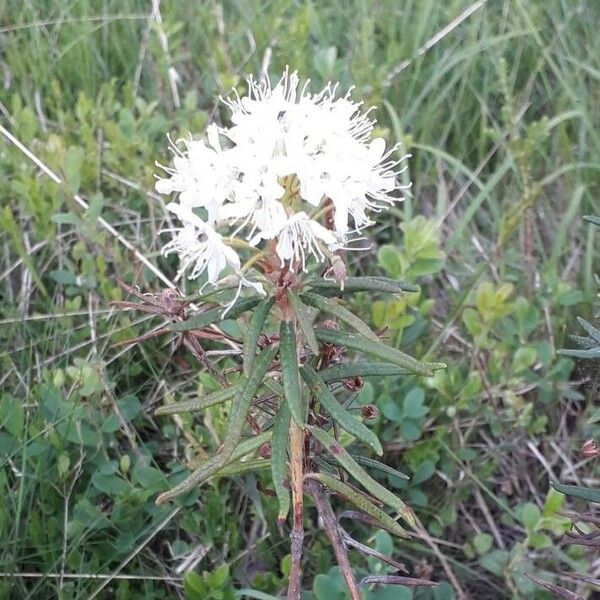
[50,269,78,286]
[229,431,272,462]
[315,328,444,376]
[0,396,24,437]
[216,459,270,477]
[287,290,319,354]
[551,481,600,503]
[313,574,344,600]
[473,533,493,556]
[279,320,305,426]
[350,454,410,481]
[558,347,600,359]
[301,365,382,455]
[577,317,600,344]
[511,347,537,374]
[403,388,428,419]
[170,297,261,332]
[309,426,415,527]
[412,460,435,485]
[543,488,565,516]
[519,503,541,532]
[301,292,380,342]
[91,472,129,496]
[584,214,600,227]
[307,276,419,295]
[243,297,274,376]
[271,403,291,523]
[63,145,84,192]
[156,346,277,504]
[236,591,281,600]
[154,386,237,416]
[187,432,272,471]
[132,465,166,490]
[319,362,405,382]
[305,473,408,538]
[378,246,403,278]
[400,419,422,441]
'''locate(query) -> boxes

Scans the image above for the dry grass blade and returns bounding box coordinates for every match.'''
[524,573,583,600]
[359,575,437,587]
[384,0,488,85]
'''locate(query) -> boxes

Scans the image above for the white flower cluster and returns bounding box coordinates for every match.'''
[156,69,409,286]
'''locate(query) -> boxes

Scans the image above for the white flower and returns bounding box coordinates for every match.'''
[274,212,339,272]
[162,204,240,284]
[155,68,410,286]
[155,125,234,226]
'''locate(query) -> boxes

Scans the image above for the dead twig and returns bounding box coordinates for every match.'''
[307,479,362,600]
[287,419,305,600]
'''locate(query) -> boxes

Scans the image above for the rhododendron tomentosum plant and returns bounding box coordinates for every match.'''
[122,70,445,599]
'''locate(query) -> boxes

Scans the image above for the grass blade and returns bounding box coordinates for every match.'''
[304,473,409,538]
[315,328,445,376]
[301,292,380,342]
[309,425,415,527]
[279,320,305,426]
[243,297,275,376]
[301,365,382,455]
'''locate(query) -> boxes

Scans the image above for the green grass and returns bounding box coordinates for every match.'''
[1,1,600,598]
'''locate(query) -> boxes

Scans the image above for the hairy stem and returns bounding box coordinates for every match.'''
[287,419,305,600]
[306,479,363,600]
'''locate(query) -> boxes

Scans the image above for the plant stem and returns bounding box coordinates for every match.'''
[287,419,305,600]
[306,479,363,600]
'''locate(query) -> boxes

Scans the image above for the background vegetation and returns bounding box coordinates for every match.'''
[1,0,599,598]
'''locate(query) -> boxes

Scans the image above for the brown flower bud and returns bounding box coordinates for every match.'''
[581,438,600,458]
[343,376,363,391]
[361,404,378,420]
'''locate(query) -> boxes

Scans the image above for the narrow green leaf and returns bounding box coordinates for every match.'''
[154,387,236,416]
[216,459,271,477]
[305,473,408,538]
[558,347,600,359]
[279,320,305,426]
[551,481,600,503]
[243,297,275,376]
[350,455,410,481]
[271,403,291,523]
[315,329,445,376]
[309,425,415,527]
[584,215,600,227]
[307,276,419,295]
[319,362,406,382]
[230,431,272,462]
[187,431,272,470]
[301,292,380,342]
[287,290,319,354]
[576,317,600,344]
[156,346,277,504]
[301,365,382,455]
[170,297,261,332]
